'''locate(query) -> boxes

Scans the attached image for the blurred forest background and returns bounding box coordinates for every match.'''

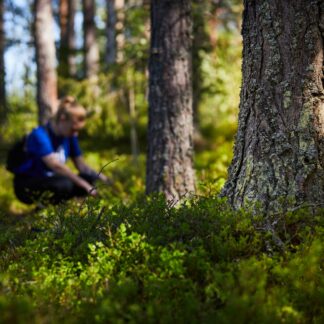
[0,0,242,212]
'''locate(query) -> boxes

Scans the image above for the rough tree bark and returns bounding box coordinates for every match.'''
[34,0,58,125]
[0,0,6,125]
[82,0,99,79]
[222,0,324,212]
[59,0,77,78]
[146,0,195,201]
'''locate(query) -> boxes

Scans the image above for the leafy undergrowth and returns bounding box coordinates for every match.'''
[1,194,323,324]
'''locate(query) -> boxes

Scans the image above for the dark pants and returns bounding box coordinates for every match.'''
[14,173,97,205]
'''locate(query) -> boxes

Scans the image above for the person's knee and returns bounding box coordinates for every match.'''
[51,177,74,196]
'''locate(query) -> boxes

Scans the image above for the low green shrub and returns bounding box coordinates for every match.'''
[0,195,323,323]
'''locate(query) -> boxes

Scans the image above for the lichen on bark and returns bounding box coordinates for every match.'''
[222,0,324,212]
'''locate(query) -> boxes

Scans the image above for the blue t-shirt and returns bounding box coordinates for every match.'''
[17,123,82,177]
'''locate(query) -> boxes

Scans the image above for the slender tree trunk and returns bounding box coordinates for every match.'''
[59,0,69,76]
[115,0,125,63]
[34,0,58,125]
[105,0,124,66]
[146,0,195,201]
[222,0,324,212]
[127,71,139,163]
[82,0,99,79]
[208,6,219,48]
[59,0,77,78]
[0,0,6,125]
[67,0,77,76]
[192,0,211,134]
[129,87,139,162]
[106,0,117,65]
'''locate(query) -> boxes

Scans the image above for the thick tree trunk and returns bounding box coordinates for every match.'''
[222,0,324,212]
[146,0,195,201]
[34,0,58,125]
[82,0,99,79]
[59,0,77,78]
[0,0,6,125]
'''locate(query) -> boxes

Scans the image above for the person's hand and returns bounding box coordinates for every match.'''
[81,180,98,197]
[88,187,98,197]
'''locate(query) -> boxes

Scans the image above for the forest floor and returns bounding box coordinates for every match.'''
[1,139,323,323]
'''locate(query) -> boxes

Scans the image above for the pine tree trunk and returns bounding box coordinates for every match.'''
[67,0,77,76]
[106,0,117,65]
[59,0,77,78]
[146,0,195,201]
[192,0,211,135]
[222,0,324,212]
[59,0,69,77]
[115,0,125,63]
[0,0,6,125]
[82,0,99,79]
[128,85,139,163]
[105,0,124,66]
[34,0,58,125]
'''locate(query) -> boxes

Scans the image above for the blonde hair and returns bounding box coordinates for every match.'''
[55,96,87,123]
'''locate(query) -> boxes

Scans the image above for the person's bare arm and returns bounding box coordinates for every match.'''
[42,154,97,196]
[72,156,110,183]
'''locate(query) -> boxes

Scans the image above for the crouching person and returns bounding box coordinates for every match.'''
[13,96,109,205]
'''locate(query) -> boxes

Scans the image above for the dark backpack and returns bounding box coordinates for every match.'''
[6,135,29,173]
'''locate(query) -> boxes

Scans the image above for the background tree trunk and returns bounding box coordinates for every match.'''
[59,0,77,78]
[82,0,99,79]
[34,0,58,125]
[0,0,6,125]
[222,0,324,212]
[127,70,139,163]
[105,0,124,66]
[115,0,125,63]
[67,0,77,77]
[128,86,139,162]
[105,0,117,66]
[192,0,211,135]
[146,0,195,201]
